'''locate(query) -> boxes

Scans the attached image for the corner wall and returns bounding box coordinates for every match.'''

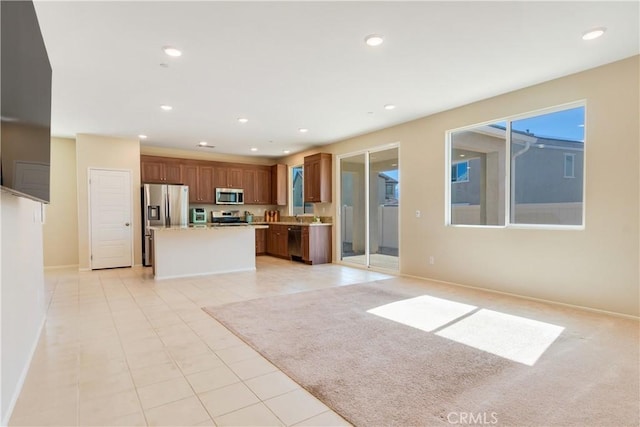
[1,192,46,422]
[43,137,78,267]
[76,134,141,269]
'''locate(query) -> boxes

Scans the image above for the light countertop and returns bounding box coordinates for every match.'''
[251,221,332,227]
[150,224,268,231]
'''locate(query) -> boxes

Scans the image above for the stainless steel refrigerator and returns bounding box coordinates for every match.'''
[142,183,189,266]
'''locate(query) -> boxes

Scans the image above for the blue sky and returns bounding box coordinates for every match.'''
[511,106,585,141]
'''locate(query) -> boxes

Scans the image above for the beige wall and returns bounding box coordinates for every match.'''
[76,134,141,269]
[43,137,78,267]
[281,56,640,317]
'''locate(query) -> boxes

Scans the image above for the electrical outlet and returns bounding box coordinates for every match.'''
[415,210,421,218]
[429,256,435,265]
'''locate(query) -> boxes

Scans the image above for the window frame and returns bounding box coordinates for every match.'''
[445,100,586,230]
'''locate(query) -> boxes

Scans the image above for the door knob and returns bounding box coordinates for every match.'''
[125,223,130,226]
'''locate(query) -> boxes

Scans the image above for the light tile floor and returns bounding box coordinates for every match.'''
[9,257,392,427]
[341,253,399,271]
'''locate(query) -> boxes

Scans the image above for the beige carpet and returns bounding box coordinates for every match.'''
[203,278,639,426]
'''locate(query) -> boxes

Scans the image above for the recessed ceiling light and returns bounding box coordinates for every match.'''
[299,128,309,133]
[238,117,248,123]
[163,46,182,57]
[582,27,606,41]
[160,105,173,111]
[198,141,208,146]
[138,134,147,139]
[391,163,397,167]
[460,154,466,158]
[384,104,396,110]
[365,34,384,47]
[283,150,291,154]
[250,147,258,152]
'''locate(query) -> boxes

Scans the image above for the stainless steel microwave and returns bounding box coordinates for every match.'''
[215,188,244,205]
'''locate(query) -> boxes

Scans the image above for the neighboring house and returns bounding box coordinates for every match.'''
[451,125,584,225]
[378,172,399,206]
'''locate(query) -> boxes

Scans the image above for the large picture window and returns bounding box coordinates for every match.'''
[447,103,585,228]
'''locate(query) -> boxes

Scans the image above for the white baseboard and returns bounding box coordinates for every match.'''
[401,273,640,321]
[43,264,79,271]
[1,315,46,426]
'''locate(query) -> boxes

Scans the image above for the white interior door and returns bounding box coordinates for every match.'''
[90,169,132,269]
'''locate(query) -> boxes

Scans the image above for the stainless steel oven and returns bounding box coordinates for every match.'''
[215,188,244,205]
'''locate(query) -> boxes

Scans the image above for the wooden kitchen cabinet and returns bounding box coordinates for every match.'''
[141,156,183,184]
[271,164,287,206]
[255,228,266,255]
[304,153,332,203]
[140,156,279,205]
[182,162,214,203]
[302,225,332,265]
[214,166,243,189]
[267,224,288,259]
[243,167,272,204]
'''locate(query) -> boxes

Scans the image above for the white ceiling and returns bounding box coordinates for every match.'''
[33,1,639,158]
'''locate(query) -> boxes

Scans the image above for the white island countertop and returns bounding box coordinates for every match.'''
[150,224,260,280]
[150,223,269,231]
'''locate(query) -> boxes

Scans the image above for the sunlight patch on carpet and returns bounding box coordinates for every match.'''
[366,295,477,332]
[436,309,565,366]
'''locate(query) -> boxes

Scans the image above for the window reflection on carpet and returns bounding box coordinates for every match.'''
[368,296,564,366]
[436,309,564,366]
[366,295,477,332]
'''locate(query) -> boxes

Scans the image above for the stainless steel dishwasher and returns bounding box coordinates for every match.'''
[288,225,302,258]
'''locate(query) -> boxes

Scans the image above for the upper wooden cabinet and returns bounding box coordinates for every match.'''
[214,166,243,189]
[182,162,214,203]
[271,164,287,206]
[141,155,283,206]
[141,156,182,184]
[243,167,271,205]
[304,153,332,203]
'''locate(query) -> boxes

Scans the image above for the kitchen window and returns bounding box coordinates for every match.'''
[447,102,585,228]
[291,165,313,215]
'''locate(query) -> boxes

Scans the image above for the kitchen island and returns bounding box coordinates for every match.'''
[150,224,268,280]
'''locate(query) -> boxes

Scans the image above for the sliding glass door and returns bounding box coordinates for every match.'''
[339,146,399,270]
[340,153,367,265]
